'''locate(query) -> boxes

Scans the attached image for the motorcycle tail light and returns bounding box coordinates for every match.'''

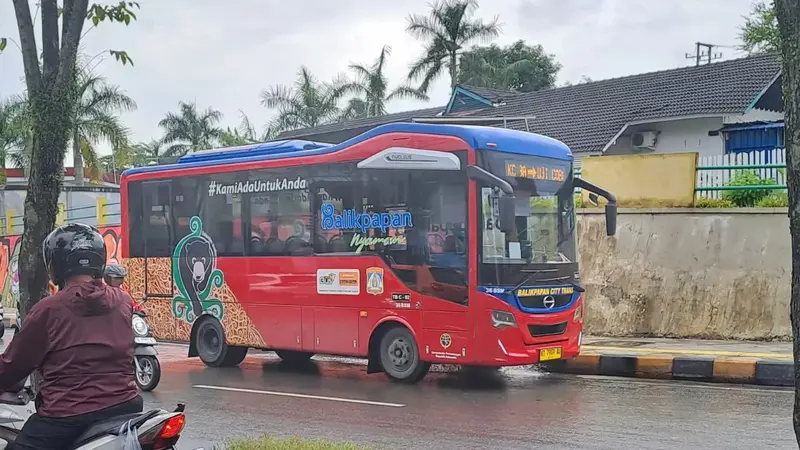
[140,413,186,449]
[159,413,185,439]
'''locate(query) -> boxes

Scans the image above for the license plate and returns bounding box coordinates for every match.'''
[135,337,157,345]
[539,347,562,361]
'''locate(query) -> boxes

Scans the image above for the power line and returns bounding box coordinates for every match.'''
[685,42,724,66]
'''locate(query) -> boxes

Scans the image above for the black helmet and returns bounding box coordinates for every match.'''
[42,223,107,288]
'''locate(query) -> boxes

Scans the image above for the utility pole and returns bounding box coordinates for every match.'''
[685,42,723,66]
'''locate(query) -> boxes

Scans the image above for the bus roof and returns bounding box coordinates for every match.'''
[123,122,572,177]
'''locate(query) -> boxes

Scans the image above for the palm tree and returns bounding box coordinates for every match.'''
[70,70,137,184]
[340,46,429,119]
[219,110,277,147]
[0,96,27,172]
[340,98,369,121]
[406,0,501,93]
[158,101,224,157]
[130,139,166,164]
[0,95,34,176]
[98,139,164,177]
[260,66,348,133]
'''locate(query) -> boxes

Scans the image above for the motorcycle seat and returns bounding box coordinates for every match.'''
[72,409,160,447]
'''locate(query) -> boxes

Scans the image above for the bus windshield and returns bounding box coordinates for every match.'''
[477,151,577,284]
[480,181,576,263]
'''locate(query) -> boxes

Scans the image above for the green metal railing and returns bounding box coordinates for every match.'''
[695,163,786,193]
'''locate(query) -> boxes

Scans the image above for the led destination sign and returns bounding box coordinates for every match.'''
[505,161,567,182]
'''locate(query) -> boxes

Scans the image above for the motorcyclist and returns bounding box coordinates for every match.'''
[0,223,142,449]
[103,263,127,288]
[104,263,145,313]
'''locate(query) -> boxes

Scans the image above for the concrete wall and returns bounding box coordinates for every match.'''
[577,208,789,340]
[580,153,698,208]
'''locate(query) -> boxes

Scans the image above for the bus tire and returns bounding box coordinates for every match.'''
[379,326,430,384]
[275,350,314,364]
[194,317,248,368]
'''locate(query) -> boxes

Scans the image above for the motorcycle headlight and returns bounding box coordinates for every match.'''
[132,315,149,337]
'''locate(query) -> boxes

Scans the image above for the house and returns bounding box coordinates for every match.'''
[277,54,784,165]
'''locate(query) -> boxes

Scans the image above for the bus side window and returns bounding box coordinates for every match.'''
[201,174,244,257]
[247,169,312,257]
[139,181,172,257]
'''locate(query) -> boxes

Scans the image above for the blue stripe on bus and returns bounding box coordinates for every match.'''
[123,122,573,176]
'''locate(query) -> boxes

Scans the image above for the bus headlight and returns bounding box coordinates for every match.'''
[132,315,149,337]
[491,310,517,329]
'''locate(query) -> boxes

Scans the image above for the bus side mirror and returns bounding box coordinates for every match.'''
[605,203,617,236]
[498,195,516,234]
[573,178,617,237]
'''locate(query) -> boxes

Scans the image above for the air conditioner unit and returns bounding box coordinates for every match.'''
[631,131,658,151]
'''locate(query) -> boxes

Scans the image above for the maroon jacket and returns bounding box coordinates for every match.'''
[0,280,138,417]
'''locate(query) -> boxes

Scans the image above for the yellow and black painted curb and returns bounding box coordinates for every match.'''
[541,354,793,386]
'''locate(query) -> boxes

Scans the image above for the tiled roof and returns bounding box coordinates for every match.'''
[452,54,782,153]
[276,106,444,140]
[275,54,781,152]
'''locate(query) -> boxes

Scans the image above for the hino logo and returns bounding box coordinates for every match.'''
[542,295,556,309]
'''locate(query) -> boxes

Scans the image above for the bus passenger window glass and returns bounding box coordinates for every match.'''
[314,153,468,305]
[202,175,244,256]
[313,182,356,255]
[172,177,201,238]
[127,182,144,257]
[248,170,312,256]
[140,181,172,257]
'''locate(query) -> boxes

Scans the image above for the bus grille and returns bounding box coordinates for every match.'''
[528,322,568,337]
[518,294,572,309]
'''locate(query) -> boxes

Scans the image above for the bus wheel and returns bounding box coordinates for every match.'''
[195,317,248,368]
[275,350,314,364]
[379,326,430,383]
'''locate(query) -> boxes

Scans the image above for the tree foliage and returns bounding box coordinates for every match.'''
[740,1,781,54]
[406,0,501,93]
[0,96,29,175]
[339,46,428,119]
[220,111,276,147]
[4,0,139,324]
[457,40,561,93]
[261,66,349,132]
[158,101,224,157]
[70,68,137,183]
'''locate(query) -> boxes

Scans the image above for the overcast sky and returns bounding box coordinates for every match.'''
[0,0,759,156]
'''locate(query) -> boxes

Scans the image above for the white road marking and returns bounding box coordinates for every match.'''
[192,384,406,407]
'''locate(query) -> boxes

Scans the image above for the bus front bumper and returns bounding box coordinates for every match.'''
[478,308,584,366]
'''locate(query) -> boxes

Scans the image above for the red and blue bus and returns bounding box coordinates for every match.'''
[119,122,616,383]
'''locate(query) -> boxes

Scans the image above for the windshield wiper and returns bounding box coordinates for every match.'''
[511,267,558,292]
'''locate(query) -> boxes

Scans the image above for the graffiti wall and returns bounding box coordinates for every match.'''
[0,226,121,311]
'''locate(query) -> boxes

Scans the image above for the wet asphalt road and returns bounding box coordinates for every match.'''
[149,355,796,450]
[0,331,794,449]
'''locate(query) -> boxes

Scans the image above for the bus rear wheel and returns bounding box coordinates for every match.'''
[195,317,248,368]
[275,350,314,364]
[379,326,430,384]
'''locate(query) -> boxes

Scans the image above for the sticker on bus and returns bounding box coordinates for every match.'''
[365,267,384,295]
[316,269,360,295]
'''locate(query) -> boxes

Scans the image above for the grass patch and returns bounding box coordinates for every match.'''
[220,436,370,450]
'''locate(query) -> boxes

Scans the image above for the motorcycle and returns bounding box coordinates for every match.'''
[133,311,161,392]
[0,383,187,448]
